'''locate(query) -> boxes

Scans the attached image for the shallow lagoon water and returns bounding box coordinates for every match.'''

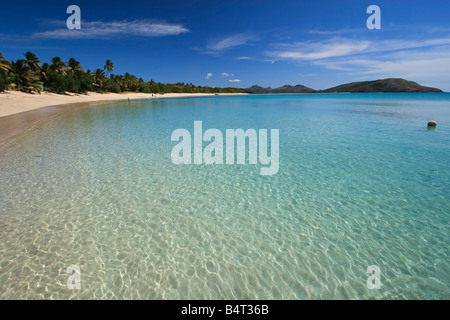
[0,93,449,299]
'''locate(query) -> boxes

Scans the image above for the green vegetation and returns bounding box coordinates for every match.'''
[247,79,443,94]
[0,53,11,92]
[0,52,248,95]
[247,84,315,94]
[2,51,442,95]
[319,78,443,93]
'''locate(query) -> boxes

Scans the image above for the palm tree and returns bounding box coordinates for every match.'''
[104,60,114,79]
[25,78,42,94]
[0,52,12,72]
[24,51,41,73]
[93,69,106,88]
[67,58,84,74]
[123,72,138,91]
[10,59,31,87]
[51,57,67,76]
[112,74,124,91]
[40,62,50,82]
[10,59,41,93]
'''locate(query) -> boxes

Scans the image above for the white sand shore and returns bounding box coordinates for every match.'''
[0,91,246,150]
[0,91,238,118]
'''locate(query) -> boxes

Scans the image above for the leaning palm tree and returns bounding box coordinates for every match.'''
[40,62,50,82]
[51,57,67,76]
[67,58,84,74]
[10,59,41,93]
[25,78,43,94]
[24,51,41,73]
[0,52,12,72]
[104,60,114,79]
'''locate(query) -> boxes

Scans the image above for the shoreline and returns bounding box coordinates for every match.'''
[0,91,243,118]
[0,91,246,151]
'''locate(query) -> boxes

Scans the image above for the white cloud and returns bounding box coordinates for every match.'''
[207,33,254,51]
[229,79,241,82]
[199,33,256,55]
[267,38,370,61]
[235,56,252,60]
[205,73,213,79]
[307,28,361,35]
[311,45,450,91]
[32,20,189,39]
[265,36,450,90]
[267,37,450,62]
[325,49,450,80]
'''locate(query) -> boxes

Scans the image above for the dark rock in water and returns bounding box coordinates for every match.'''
[427,121,437,127]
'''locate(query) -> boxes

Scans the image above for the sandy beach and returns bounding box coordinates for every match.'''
[0,91,245,150]
[0,91,231,118]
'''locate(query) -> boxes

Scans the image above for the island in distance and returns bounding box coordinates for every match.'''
[247,78,443,94]
[247,84,316,94]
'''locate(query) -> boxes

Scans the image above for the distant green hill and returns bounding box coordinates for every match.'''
[248,78,443,94]
[247,85,273,94]
[320,78,443,93]
[274,85,316,93]
[247,84,315,94]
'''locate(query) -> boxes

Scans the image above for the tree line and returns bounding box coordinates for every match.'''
[0,52,248,95]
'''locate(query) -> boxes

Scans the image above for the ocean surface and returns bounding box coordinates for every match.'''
[0,93,449,299]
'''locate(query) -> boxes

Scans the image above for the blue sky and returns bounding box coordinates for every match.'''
[1,0,450,91]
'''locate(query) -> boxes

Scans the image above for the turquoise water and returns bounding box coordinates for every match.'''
[0,93,449,299]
